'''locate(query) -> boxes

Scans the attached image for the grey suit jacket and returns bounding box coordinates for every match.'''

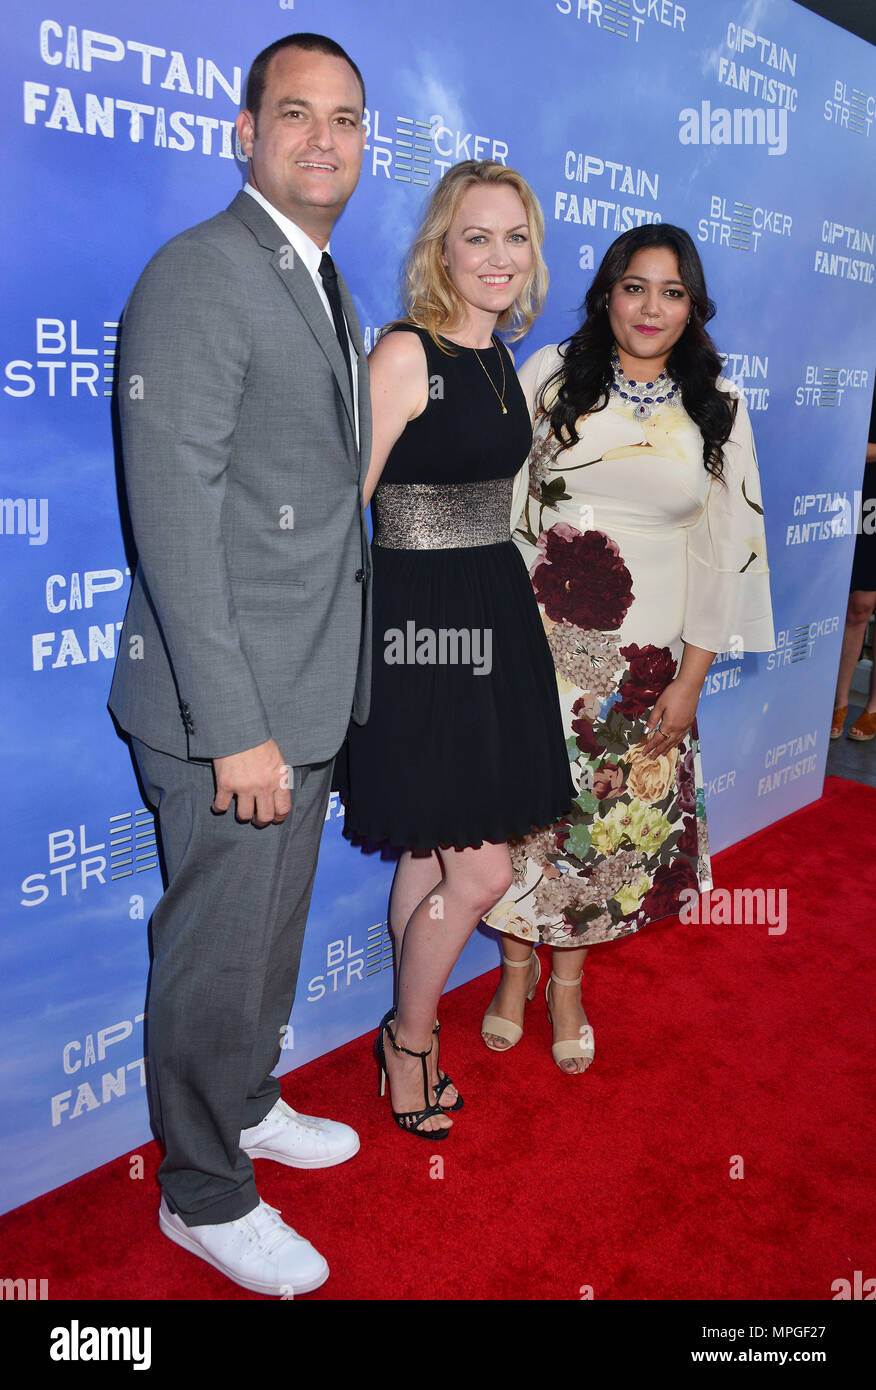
[108,190,372,765]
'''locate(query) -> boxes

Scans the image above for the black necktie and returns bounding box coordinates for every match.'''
[319,251,354,405]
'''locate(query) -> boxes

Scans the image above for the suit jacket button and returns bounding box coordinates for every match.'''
[355,569,365,582]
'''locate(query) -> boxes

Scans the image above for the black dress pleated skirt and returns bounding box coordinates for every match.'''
[335,538,575,850]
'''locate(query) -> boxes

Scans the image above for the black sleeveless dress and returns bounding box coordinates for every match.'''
[336,325,574,851]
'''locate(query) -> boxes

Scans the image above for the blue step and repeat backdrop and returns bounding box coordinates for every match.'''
[1,0,874,1215]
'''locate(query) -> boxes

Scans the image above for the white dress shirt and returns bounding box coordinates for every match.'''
[244,182,359,442]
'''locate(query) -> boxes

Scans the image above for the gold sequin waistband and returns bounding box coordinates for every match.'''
[372,478,513,550]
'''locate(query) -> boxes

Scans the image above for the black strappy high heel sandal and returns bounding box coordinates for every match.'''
[377,1008,463,1111]
[375,1015,450,1140]
[432,1020,463,1111]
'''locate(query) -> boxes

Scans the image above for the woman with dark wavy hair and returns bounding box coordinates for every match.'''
[480,224,775,1072]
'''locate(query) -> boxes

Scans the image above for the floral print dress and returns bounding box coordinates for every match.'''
[486,344,775,947]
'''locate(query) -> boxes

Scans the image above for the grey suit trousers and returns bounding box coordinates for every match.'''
[133,738,333,1226]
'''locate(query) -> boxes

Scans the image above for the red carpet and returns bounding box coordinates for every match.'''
[2,775,874,1301]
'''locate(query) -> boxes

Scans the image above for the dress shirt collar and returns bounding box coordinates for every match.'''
[243,183,328,279]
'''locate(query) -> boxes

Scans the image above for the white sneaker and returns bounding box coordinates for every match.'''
[159,1196,328,1296]
[241,1098,360,1169]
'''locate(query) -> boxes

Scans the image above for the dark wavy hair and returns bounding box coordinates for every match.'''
[540,224,735,480]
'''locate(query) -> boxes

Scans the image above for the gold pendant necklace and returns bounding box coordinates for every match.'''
[472,339,507,414]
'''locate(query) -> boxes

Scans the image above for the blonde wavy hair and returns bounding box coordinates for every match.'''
[399,160,548,346]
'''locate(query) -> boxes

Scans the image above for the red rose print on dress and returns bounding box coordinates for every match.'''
[571,698,601,758]
[677,814,699,857]
[676,747,697,814]
[531,523,634,631]
[637,859,699,921]
[592,763,626,800]
[616,643,677,719]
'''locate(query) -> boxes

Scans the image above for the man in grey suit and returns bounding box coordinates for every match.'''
[108,33,371,1297]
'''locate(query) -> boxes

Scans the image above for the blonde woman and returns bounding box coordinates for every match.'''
[335,161,574,1137]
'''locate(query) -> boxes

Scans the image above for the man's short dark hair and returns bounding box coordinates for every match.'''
[245,33,366,123]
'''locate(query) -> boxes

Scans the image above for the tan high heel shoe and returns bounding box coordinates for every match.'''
[545,971,595,1073]
[481,951,541,1050]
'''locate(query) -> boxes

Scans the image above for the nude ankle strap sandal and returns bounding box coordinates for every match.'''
[545,971,595,1072]
[481,952,541,1051]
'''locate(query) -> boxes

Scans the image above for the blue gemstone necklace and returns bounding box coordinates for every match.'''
[610,347,679,421]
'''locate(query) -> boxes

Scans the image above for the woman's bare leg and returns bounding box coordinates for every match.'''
[381,841,513,1132]
[386,849,454,1102]
[388,849,443,963]
[835,590,876,710]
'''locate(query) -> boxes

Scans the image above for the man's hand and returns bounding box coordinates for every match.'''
[212,739,292,826]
